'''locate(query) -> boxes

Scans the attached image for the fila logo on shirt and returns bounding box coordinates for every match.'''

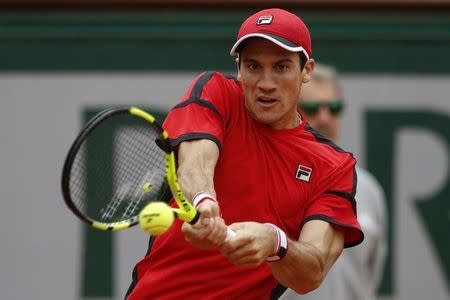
[296,164,313,182]
[257,15,273,25]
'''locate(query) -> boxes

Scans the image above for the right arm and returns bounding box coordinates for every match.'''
[177,139,219,200]
[177,139,229,249]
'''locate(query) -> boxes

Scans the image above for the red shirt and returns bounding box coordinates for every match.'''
[127,72,363,300]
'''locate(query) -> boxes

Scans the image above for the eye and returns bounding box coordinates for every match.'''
[275,64,289,72]
[247,63,258,71]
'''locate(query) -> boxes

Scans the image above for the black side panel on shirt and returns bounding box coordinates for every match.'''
[270,284,287,299]
[172,71,223,124]
[173,97,221,117]
[224,73,239,82]
[170,71,226,150]
[305,124,345,153]
[190,71,216,99]
[124,236,156,299]
[325,189,357,214]
[306,123,358,211]
[352,164,357,196]
[301,127,362,247]
[169,132,222,152]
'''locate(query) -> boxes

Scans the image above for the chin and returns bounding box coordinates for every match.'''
[254,114,277,125]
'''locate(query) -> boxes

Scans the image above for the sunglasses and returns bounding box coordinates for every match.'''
[299,100,344,116]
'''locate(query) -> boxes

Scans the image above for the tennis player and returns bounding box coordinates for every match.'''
[126,8,364,299]
[280,64,387,300]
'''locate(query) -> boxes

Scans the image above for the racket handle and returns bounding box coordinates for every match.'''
[226,227,237,238]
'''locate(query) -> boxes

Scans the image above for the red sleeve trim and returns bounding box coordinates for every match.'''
[302,214,364,248]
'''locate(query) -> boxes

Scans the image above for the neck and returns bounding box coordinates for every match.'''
[285,112,302,129]
[297,112,302,125]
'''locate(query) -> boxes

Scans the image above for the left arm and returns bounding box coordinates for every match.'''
[219,220,344,294]
[219,155,359,292]
[269,220,344,294]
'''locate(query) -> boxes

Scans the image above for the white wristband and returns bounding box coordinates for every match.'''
[265,223,288,262]
[192,192,218,208]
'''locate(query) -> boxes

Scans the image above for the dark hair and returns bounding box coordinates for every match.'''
[299,53,307,70]
[236,39,307,71]
[237,52,307,71]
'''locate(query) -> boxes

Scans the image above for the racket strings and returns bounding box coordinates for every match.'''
[69,114,169,223]
[112,126,167,219]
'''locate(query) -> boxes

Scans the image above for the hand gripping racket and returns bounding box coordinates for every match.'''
[62,106,209,231]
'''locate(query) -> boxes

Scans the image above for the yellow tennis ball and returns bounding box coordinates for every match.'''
[143,182,153,193]
[139,202,174,235]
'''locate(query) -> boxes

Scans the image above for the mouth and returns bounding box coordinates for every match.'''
[256,96,277,107]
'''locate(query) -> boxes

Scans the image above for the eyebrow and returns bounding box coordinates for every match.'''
[275,58,296,65]
[241,58,257,64]
[242,57,295,64]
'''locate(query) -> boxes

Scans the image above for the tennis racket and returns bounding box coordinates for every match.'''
[61,106,204,231]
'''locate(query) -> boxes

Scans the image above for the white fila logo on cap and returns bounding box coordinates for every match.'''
[295,164,313,182]
[257,15,273,25]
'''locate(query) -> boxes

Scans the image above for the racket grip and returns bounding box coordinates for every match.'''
[226,227,237,238]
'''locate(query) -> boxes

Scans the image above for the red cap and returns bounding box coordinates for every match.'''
[230,8,312,60]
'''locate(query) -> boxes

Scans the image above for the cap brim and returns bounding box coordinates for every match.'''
[230,33,309,60]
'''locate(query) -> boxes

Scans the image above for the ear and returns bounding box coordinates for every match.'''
[302,59,315,84]
[235,56,241,81]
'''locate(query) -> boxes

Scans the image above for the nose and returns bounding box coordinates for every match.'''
[256,70,276,92]
[316,105,333,122]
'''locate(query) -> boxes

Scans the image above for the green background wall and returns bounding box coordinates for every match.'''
[1,8,450,73]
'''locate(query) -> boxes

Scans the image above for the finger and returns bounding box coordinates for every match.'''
[197,200,220,218]
[198,201,221,226]
[228,222,247,233]
[219,233,240,254]
[181,221,193,234]
[208,218,228,245]
[220,234,253,255]
[182,220,212,241]
[200,216,212,226]
[227,243,258,260]
[196,209,212,226]
[235,260,264,269]
[226,246,266,267]
[203,217,220,242]
[231,256,260,268]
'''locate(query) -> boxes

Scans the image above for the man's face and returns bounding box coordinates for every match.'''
[238,39,312,130]
[299,78,342,142]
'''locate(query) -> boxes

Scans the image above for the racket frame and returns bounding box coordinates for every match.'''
[61,106,199,231]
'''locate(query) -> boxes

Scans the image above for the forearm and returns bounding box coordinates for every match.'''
[178,161,216,200]
[268,220,344,294]
[177,139,228,249]
[269,239,327,294]
[177,140,219,200]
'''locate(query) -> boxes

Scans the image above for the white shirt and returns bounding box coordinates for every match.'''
[279,167,387,300]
